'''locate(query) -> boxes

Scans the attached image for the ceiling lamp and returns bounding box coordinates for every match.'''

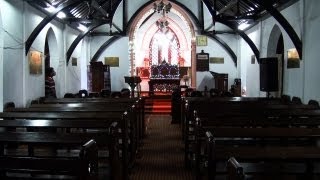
[153,0,172,14]
[153,1,172,32]
[156,19,169,30]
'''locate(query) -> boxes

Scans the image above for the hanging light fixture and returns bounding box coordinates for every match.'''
[156,20,169,30]
[153,0,172,32]
[153,0,172,14]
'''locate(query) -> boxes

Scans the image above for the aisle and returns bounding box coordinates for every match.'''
[130,114,193,180]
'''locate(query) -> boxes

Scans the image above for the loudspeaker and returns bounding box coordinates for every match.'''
[260,57,279,92]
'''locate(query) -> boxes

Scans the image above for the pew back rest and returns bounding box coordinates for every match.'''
[0,139,98,179]
[227,157,246,180]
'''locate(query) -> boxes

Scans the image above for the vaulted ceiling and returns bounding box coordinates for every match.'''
[23,0,301,63]
[25,0,297,32]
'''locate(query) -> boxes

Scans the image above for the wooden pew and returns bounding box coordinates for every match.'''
[1,107,140,165]
[181,96,320,179]
[180,97,297,142]
[0,119,123,180]
[26,101,144,142]
[0,112,130,180]
[198,128,320,180]
[184,104,320,168]
[0,137,98,180]
[37,97,140,104]
[34,97,145,142]
[31,97,146,139]
[227,157,246,180]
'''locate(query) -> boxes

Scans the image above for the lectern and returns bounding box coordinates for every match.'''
[210,71,228,92]
[124,76,141,98]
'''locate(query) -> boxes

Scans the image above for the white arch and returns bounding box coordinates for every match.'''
[267,24,284,97]
[267,24,282,57]
[0,9,3,111]
[45,28,60,97]
[128,2,196,75]
[46,28,58,67]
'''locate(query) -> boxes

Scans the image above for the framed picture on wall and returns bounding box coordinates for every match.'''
[210,57,224,64]
[196,36,207,46]
[28,50,43,75]
[105,57,119,67]
[251,55,256,64]
[72,57,77,66]
[287,48,300,68]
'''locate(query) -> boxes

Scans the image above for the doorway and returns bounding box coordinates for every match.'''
[267,25,284,97]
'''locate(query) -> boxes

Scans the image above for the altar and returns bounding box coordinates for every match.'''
[148,61,180,95]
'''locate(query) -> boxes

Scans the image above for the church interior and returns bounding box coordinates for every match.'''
[1,0,320,179]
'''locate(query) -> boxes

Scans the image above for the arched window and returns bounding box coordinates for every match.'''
[149,28,180,65]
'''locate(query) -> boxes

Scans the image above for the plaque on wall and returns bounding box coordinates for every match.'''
[196,50,209,71]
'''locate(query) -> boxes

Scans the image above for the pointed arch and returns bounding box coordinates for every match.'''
[45,28,58,68]
[267,24,284,97]
[91,35,123,62]
[25,0,83,55]
[267,25,282,57]
[127,1,196,73]
[44,27,59,98]
[252,0,302,59]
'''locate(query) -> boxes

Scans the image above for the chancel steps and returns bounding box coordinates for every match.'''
[145,96,172,114]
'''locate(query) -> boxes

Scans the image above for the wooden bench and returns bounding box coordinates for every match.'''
[0,112,130,180]
[198,128,320,180]
[0,119,124,180]
[180,97,300,142]
[184,105,320,168]
[227,157,245,180]
[36,97,140,104]
[1,107,140,163]
[0,137,98,180]
[30,97,146,139]
[27,101,145,141]
[181,97,320,179]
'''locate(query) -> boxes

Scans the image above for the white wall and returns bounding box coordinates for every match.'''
[240,1,313,100]
[303,0,320,103]
[196,33,238,91]
[23,3,67,104]
[127,0,147,22]
[259,1,304,99]
[1,0,24,107]
[65,31,84,95]
[64,26,82,95]
[0,5,3,111]
[0,0,86,107]
[90,36,129,91]
[3,0,319,104]
[240,25,261,97]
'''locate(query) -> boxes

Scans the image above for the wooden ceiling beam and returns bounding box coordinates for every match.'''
[206,33,238,66]
[66,22,106,64]
[218,0,238,14]
[25,0,83,55]
[252,0,302,58]
[91,35,123,62]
